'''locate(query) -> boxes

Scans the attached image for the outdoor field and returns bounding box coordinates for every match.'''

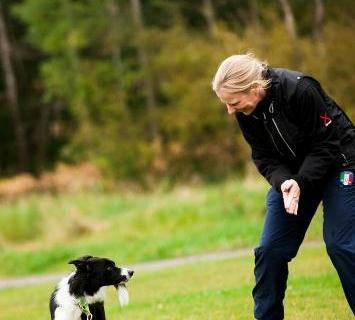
[0,177,322,277]
[0,246,352,319]
[0,177,352,319]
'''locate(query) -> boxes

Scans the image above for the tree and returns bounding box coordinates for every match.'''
[130,0,165,174]
[106,0,130,131]
[202,0,217,38]
[5,0,355,182]
[313,0,324,41]
[249,0,260,29]
[278,0,297,39]
[130,0,159,141]
[0,3,28,170]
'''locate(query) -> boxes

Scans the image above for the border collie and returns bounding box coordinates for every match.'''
[50,255,134,320]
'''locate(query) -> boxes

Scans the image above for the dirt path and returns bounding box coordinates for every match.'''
[0,241,323,289]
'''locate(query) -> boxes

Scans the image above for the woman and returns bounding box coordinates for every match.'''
[212,53,355,319]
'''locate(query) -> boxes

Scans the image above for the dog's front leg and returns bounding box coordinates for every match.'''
[85,302,105,320]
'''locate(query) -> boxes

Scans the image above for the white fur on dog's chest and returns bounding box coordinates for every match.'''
[54,273,106,320]
[54,305,82,320]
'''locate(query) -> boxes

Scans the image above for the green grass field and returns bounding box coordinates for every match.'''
[0,246,352,320]
[1,176,342,319]
[0,177,324,277]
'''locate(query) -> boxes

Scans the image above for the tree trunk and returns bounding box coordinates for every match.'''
[249,0,260,29]
[202,0,217,38]
[35,103,51,172]
[130,0,164,174]
[313,0,325,41]
[62,1,88,122]
[106,1,129,122]
[0,4,28,170]
[130,0,159,140]
[278,0,297,39]
[107,1,123,75]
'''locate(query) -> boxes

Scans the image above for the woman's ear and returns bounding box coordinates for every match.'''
[250,82,260,90]
[251,84,262,97]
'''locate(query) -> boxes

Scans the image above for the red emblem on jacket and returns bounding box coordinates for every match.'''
[320,112,332,127]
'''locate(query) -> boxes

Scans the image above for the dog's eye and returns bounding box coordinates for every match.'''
[107,266,113,271]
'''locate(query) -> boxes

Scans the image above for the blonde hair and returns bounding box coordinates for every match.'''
[212,53,271,93]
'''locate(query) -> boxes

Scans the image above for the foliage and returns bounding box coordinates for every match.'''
[0,0,353,181]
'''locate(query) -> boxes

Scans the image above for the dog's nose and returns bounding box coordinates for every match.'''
[129,270,134,277]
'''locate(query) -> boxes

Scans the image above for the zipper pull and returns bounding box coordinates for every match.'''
[269,102,274,114]
[341,153,349,167]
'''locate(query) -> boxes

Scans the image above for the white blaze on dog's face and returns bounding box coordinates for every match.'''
[116,267,134,284]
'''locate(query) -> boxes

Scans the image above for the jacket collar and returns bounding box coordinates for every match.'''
[250,68,280,119]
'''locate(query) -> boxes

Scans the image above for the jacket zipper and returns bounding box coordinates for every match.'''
[271,118,297,158]
[262,113,284,157]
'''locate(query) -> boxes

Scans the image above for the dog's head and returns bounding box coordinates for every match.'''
[69,255,134,289]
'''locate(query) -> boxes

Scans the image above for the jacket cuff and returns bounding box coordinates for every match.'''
[291,175,309,193]
[273,175,292,192]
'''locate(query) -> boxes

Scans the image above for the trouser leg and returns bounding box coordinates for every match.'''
[323,171,355,314]
[253,187,321,320]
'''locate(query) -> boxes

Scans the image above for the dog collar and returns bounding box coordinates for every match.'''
[76,297,93,320]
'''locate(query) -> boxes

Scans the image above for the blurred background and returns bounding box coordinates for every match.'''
[0,0,354,277]
[0,0,353,184]
[0,1,354,318]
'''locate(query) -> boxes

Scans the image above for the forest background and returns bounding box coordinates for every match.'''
[0,0,354,185]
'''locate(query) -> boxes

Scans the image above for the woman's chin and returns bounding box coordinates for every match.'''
[242,109,253,115]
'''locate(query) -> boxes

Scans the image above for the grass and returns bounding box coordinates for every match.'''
[0,246,352,320]
[0,176,324,277]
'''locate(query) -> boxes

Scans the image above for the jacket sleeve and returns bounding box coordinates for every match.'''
[237,115,293,191]
[290,78,341,191]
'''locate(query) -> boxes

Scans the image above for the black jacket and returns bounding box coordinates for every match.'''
[236,68,355,192]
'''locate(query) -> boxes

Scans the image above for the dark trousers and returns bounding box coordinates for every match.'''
[253,171,355,319]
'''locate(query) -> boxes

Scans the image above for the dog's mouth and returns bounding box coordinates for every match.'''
[114,282,126,289]
[114,275,132,288]
[114,269,134,288]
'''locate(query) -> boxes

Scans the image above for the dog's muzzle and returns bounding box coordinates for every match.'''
[118,268,134,285]
[114,268,134,306]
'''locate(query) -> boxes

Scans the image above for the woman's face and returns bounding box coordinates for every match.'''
[216,87,264,115]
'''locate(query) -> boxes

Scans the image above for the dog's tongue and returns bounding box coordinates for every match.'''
[116,283,129,306]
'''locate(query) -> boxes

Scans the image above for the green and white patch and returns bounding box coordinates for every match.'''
[340,171,354,186]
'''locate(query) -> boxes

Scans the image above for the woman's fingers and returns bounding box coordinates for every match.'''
[281,179,300,215]
[287,196,299,215]
[285,191,300,209]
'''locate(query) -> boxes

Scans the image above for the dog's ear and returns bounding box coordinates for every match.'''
[68,255,93,271]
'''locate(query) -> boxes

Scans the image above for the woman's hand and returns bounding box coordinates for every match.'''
[280,179,300,215]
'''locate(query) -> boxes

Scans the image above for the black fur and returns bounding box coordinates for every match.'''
[49,288,59,319]
[82,302,105,320]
